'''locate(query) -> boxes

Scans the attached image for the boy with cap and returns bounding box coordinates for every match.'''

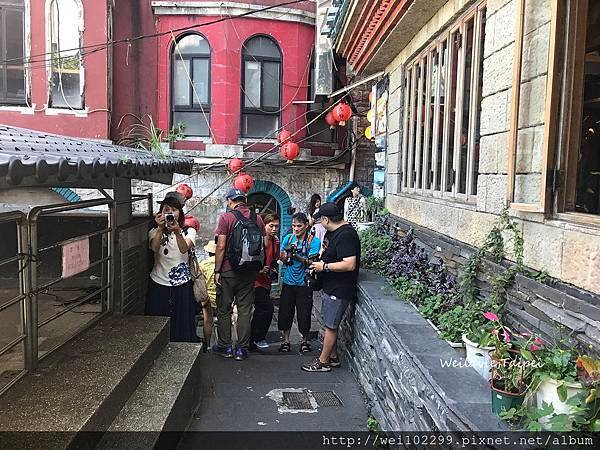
[212,188,265,361]
[303,202,361,372]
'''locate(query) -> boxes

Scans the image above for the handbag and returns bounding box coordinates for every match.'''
[188,246,209,305]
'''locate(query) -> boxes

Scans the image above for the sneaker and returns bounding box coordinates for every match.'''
[254,339,269,349]
[211,344,233,358]
[234,347,248,361]
[301,357,331,372]
[329,357,341,368]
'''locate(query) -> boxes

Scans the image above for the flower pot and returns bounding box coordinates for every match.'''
[491,383,526,415]
[462,334,494,380]
[536,378,583,429]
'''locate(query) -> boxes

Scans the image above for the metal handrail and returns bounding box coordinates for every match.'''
[0,293,26,314]
[37,227,111,254]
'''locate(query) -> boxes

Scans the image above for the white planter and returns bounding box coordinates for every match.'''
[536,378,583,429]
[462,334,494,381]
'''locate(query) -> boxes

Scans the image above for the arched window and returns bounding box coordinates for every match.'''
[0,0,26,105]
[48,0,84,109]
[171,33,211,137]
[241,36,282,138]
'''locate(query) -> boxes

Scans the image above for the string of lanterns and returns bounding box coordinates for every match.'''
[225,101,352,194]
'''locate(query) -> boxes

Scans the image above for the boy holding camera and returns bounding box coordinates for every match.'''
[250,214,281,350]
[278,213,321,353]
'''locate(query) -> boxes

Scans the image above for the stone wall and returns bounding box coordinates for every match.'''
[348,80,377,189]
[338,271,506,432]
[380,0,600,295]
[133,164,347,243]
[381,213,600,359]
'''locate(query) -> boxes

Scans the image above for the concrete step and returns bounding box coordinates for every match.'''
[98,342,202,449]
[0,315,169,449]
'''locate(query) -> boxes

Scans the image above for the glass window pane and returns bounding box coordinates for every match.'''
[50,0,83,109]
[242,114,279,138]
[435,41,447,191]
[472,11,486,196]
[418,58,427,189]
[174,60,191,106]
[50,72,82,108]
[173,111,210,137]
[426,51,437,190]
[175,34,209,55]
[244,61,261,108]
[6,9,24,61]
[446,31,460,193]
[262,61,280,108]
[244,36,281,59]
[6,69,24,98]
[192,59,209,104]
[459,19,475,194]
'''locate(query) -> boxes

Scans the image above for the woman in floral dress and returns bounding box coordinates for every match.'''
[145,191,198,342]
[343,182,367,229]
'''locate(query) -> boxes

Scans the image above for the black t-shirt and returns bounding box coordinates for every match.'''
[320,224,361,300]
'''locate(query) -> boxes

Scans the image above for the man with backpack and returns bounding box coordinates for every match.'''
[212,188,265,361]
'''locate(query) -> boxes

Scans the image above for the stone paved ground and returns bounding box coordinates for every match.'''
[180,295,368,439]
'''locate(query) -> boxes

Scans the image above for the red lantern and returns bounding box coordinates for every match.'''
[233,173,254,193]
[325,111,338,129]
[176,183,193,200]
[228,158,245,174]
[278,129,293,144]
[184,214,200,232]
[332,102,352,126]
[281,142,300,163]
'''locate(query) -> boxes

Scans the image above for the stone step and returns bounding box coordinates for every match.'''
[0,315,170,449]
[97,342,202,449]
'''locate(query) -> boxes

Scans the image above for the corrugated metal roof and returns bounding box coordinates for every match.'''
[0,125,193,187]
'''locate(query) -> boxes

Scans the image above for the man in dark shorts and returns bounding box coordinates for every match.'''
[302,202,361,372]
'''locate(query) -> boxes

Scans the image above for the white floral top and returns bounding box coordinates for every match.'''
[149,227,197,287]
[344,195,367,228]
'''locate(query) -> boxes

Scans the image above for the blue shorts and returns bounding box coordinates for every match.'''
[321,293,350,330]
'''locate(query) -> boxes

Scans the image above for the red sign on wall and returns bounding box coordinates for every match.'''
[62,237,90,279]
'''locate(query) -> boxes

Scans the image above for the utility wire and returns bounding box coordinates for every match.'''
[3,0,310,67]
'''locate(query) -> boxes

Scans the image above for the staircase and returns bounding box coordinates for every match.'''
[0,316,202,450]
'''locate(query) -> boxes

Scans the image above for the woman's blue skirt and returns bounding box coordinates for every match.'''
[145,278,198,342]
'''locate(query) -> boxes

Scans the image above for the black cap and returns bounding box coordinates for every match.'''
[313,202,342,220]
[158,191,185,208]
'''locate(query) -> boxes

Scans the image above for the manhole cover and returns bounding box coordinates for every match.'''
[282,391,313,409]
[312,391,343,407]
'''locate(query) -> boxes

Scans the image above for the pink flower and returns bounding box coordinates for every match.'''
[502,329,511,343]
[534,337,543,344]
[483,312,499,322]
[530,344,541,351]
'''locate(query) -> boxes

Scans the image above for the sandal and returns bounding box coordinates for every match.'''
[301,357,331,372]
[300,341,311,353]
[278,342,291,352]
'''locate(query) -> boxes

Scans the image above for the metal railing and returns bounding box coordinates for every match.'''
[28,198,115,369]
[0,193,154,396]
[0,211,30,396]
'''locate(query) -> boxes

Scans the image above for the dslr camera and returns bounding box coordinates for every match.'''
[306,255,323,291]
[284,243,298,266]
[268,260,280,281]
[165,213,175,224]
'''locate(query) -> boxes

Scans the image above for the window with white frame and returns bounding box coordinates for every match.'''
[171,33,211,137]
[48,0,84,109]
[241,35,282,138]
[400,2,486,200]
[0,0,26,105]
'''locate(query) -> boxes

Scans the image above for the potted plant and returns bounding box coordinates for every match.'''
[487,319,537,415]
[531,346,582,428]
[462,311,497,380]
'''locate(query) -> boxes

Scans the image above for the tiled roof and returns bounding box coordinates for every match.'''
[0,125,193,187]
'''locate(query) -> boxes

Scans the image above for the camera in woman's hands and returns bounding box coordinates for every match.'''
[165,213,175,224]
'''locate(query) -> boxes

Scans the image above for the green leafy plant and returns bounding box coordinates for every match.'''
[116,113,186,157]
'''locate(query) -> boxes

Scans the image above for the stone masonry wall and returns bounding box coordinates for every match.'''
[382,213,600,359]
[348,80,377,190]
[380,0,600,295]
[337,271,505,432]
[133,164,346,243]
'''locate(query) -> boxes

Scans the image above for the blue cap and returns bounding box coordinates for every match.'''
[225,188,246,200]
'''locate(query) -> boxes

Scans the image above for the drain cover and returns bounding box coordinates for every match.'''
[282,391,313,409]
[312,391,343,407]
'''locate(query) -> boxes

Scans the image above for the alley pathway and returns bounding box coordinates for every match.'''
[179,296,367,445]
